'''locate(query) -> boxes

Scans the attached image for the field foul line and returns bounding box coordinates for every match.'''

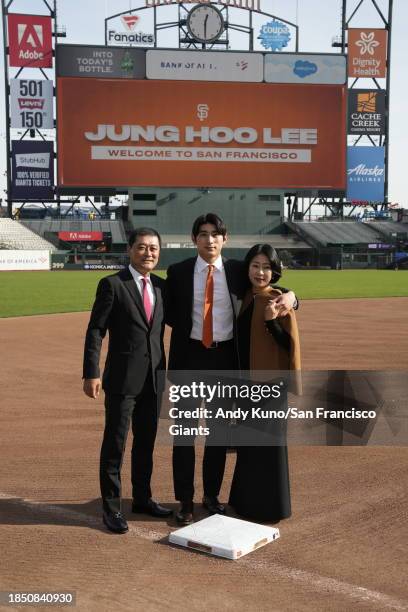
[1,492,406,612]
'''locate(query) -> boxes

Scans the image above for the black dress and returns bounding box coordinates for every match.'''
[228,301,291,523]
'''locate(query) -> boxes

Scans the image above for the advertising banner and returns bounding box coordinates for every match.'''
[0,250,50,271]
[56,44,146,79]
[347,146,385,202]
[10,79,54,129]
[57,78,346,190]
[347,29,387,78]
[7,14,52,68]
[146,50,263,82]
[58,231,103,241]
[11,141,54,199]
[107,12,154,46]
[257,19,291,52]
[264,53,346,84]
[347,89,385,135]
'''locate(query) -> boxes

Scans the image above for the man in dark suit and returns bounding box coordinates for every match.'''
[165,213,297,525]
[83,228,172,534]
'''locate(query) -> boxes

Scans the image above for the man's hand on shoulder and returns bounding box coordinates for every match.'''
[83,378,101,399]
[271,290,297,317]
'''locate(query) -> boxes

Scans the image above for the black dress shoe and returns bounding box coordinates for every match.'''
[202,495,226,515]
[132,498,173,518]
[175,501,194,526]
[102,511,128,534]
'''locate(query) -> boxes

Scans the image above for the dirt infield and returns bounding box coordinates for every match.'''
[0,298,407,612]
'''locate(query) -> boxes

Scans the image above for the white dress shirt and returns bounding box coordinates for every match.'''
[190,254,233,341]
[128,264,156,308]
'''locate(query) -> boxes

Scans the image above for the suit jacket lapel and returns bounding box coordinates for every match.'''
[223,258,242,319]
[186,257,196,317]
[150,274,162,328]
[120,268,149,328]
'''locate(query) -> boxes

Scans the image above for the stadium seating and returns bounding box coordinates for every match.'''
[0,218,57,251]
[365,221,408,239]
[21,219,128,245]
[160,234,309,249]
[289,221,385,246]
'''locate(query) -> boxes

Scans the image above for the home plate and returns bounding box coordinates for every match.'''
[168,514,280,560]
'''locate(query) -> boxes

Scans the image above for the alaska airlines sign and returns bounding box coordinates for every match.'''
[145,0,261,10]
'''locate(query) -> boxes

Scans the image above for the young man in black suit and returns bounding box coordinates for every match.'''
[165,213,297,525]
[83,228,172,534]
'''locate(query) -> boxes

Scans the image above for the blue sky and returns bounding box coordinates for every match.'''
[0,0,406,207]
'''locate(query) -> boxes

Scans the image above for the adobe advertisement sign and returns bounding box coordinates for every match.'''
[11,141,54,199]
[146,50,263,82]
[10,79,54,129]
[347,29,387,78]
[348,89,385,135]
[7,14,52,68]
[56,45,146,79]
[347,146,385,202]
[57,78,346,190]
[58,231,103,241]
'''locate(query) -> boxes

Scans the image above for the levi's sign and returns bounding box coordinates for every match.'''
[57,79,346,189]
[10,79,54,129]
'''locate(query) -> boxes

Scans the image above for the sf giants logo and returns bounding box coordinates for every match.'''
[8,14,52,67]
[197,104,209,122]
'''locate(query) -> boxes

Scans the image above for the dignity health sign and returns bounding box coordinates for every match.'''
[57,79,346,190]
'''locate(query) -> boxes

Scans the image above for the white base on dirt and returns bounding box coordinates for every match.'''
[168,514,280,560]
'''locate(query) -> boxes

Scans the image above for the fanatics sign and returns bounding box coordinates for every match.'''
[7,14,52,68]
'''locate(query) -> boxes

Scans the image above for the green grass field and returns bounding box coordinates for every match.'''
[0,269,407,318]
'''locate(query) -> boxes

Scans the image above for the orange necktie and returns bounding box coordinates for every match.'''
[202,264,214,348]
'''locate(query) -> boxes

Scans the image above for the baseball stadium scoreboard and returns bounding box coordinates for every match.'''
[56,45,347,191]
[3,0,390,206]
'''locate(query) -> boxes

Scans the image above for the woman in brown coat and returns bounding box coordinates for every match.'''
[229,244,301,523]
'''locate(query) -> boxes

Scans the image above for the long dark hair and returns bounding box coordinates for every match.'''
[244,243,282,284]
